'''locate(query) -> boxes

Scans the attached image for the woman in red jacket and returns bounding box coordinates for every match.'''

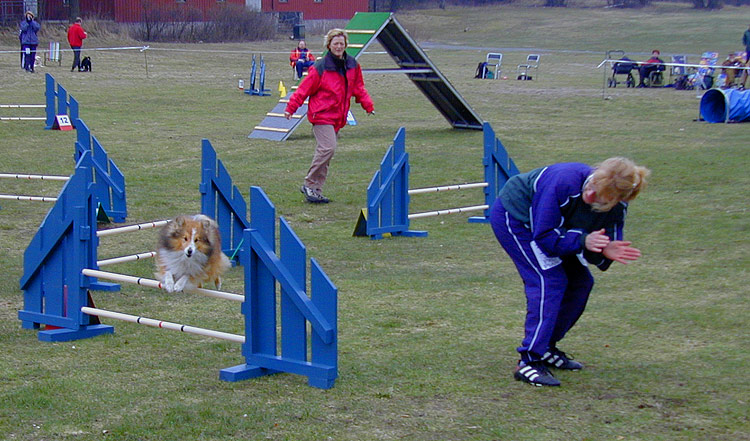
[67,17,87,72]
[285,28,374,203]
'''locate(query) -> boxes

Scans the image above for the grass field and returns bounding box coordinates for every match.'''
[1,4,749,440]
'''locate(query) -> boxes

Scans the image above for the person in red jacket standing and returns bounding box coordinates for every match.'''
[67,17,87,72]
[284,29,374,203]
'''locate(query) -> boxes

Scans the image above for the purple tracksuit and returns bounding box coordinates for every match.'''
[490,163,627,363]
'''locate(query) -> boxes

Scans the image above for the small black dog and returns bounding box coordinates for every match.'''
[80,56,91,72]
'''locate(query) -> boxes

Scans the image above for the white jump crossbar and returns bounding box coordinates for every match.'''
[82,268,244,303]
[0,117,46,121]
[408,182,488,195]
[408,204,489,220]
[97,251,156,267]
[97,220,170,237]
[0,173,69,181]
[0,194,57,202]
[81,306,245,344]
[0,104,46,108]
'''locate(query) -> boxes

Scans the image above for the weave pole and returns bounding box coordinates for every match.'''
[0,194,57,202]
[96,220,169,237]
[82,268,244,303]
[97,251,156,267]
[0,173,70,181]
[81,307,245,344]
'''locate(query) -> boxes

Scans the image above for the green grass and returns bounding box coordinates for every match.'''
[1,4,750,440]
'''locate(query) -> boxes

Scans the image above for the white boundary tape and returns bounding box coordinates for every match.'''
[82,268,244,303]
[81,306,245,344]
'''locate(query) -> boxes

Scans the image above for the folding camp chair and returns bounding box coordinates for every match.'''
[669,55,690,84]
[485,53,502,79]
[516,54,540,80]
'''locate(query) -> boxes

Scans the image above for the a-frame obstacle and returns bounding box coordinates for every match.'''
[19,143,338,389]
[354,122,519,239]
[249,12,484,141]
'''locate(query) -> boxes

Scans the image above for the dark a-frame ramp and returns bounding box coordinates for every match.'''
[248,12,484,141]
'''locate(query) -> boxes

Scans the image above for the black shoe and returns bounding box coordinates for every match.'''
[300,185,329,203]
[514,361,560,387]
[542,348,584,370]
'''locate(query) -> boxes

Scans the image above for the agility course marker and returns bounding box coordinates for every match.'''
[81,307,245,343]
[0,194,57,202]
[355,122,520,239]
[20,144,338,389]
[82,269,245,303]
[0,173,70,181]
[96,251,156,267]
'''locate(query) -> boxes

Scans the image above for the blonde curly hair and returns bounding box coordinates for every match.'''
[588,157,650,212]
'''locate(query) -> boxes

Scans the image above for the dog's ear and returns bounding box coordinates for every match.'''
[173,215,187,227]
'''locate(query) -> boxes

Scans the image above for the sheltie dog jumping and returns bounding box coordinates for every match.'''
[155,214,231,293]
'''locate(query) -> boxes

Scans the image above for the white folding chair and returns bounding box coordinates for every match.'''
[485,53,502,79]
[516,54,541,80]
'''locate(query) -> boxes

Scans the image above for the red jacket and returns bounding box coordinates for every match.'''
[289,47,315,66]
[67,23,87,47]
[285,53,374,132]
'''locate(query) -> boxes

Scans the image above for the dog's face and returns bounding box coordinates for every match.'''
[160,216,216,259]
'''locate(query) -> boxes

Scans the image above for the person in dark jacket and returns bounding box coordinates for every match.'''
[637,50,665,87]
[490,157,650,387]
[743,24,750,63]
[19,11,40,72]
[284,28,374,203]
[67,17,87,72]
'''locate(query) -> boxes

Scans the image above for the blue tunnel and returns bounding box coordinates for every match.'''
[699,88,750,123]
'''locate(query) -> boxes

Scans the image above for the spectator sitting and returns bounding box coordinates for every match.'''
[290,40,316,79]
[637,50,665,87]
[721,52,745,88]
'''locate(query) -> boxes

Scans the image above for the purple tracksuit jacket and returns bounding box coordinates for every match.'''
[490,163,627,363]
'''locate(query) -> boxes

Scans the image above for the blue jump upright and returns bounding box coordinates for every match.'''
[45,73,79,129]
[74,119,127,223]
[200,139,251,265]
[19,140,338,389]
[357,122,520,239]
[18,151,115,341]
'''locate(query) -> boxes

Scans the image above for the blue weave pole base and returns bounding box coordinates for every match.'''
[467,216,490,223]
[38,324,114,342]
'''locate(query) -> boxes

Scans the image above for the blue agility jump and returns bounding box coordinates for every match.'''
[355,122,520,239]
[245,55,271,96]
[19,141,338,389]
[0,74,78,127]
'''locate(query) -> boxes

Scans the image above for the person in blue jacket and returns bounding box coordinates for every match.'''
[490,157,650,387]
[19,10,40,72]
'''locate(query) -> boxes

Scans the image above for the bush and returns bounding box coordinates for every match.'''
[133,4,276,43]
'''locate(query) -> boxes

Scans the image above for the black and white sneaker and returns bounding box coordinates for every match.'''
[542,349,584,370]
[514,361,561,387]
[300,185,329,203]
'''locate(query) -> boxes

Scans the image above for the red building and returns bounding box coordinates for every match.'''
[36,0,246,22]
[261,0,368,20]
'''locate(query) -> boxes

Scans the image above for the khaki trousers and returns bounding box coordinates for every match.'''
[304,124,338,191]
